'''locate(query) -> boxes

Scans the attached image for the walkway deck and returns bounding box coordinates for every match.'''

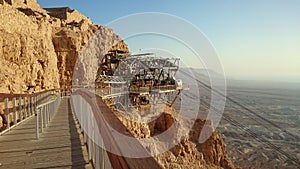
[0,97,92,169]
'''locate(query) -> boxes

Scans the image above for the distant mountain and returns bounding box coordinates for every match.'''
[178,67,226,87]
[227,79,300,90]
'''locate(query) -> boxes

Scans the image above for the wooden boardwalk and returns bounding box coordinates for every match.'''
[0,97,92,169]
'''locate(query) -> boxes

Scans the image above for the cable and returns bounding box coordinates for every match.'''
[179,70,299,140]
[178,70,300,166]
[182,92,300,166]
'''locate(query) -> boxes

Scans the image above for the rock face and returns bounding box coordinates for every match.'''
[0,2,59,93]
[108,101,238,169]
[0,0,128,93]
[1,1,237,169]
[156,117,238,169]
[190,119,237,169]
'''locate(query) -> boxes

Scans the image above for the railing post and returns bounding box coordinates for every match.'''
[44,105,47,128]
[23,97,27,118]
[51,100,54,120]
[80,96,83,133]
[102,144,105,169]
[49,100,52,121]
[12,97,17,125]
[51,96,55,119]
[40,107,43,133]
[95,145,100,169]
[27,97,30,117]
[48,104,50,122]
[19,97,22,121]
[47,103,49,124]
[35,107,39,140]
[4,98,10,128]
[30,97,33,116]
[48,103,51,122]
[88,105,92,161]
[34,96,37,115]
[38,94,40,105]
[56,95,59,113]
[45,104,49,127]
[83,100,87,144]
[92,109,96,165]
[29,97,34,115]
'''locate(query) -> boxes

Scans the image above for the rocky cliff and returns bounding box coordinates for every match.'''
[0,1,238,169]
[0,1,59,93]
[107,100,239,169]
[0,0,128,93]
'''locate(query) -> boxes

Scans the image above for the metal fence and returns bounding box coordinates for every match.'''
[35,94,62,139]
[0,89,114,168]
[71,94,112,169]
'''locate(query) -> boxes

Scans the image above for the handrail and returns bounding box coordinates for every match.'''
[0,88,69,134]
[34,93,62,139]
[71,91,115,169]
[71,89,162,169]
[36,99,57,109]
[0,88,64,99]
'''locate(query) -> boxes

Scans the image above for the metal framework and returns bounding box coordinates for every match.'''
[95,51,187,108]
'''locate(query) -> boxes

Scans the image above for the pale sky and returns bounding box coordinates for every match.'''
[38,0,300,82]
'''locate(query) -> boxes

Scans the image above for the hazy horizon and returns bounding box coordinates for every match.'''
[181,67,300,84]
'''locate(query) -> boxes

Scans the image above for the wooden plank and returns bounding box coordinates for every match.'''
[0,98,92,169]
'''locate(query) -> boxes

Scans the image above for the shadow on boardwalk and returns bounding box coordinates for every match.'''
[0,98,92,169]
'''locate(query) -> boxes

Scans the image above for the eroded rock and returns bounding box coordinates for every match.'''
[0,0,128,93]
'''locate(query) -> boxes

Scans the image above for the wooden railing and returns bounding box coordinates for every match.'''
[71,89,162,169]
[0,89,69,134]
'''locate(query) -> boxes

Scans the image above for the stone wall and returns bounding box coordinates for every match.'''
[46,8,68,20]
[66,9,91,24]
